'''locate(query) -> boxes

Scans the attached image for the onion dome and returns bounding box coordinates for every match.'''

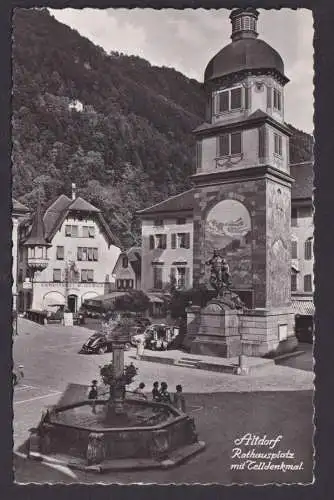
[204,8,288,84]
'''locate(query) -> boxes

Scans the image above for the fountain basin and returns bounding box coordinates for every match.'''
[28,398,205,472]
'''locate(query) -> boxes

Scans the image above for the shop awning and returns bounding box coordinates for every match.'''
[291,299,314,316]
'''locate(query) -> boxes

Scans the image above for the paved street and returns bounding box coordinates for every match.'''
[13,318,314,484]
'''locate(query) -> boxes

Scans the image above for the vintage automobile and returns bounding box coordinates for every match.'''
[79,331,132,354]
[13,364,24,386]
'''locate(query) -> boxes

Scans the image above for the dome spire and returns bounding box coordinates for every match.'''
[230,8,259,42]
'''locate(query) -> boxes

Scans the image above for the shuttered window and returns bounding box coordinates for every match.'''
[291,241,298,259]
[304,274,312,292]
[304,238,313,260]
[153,267,163,290]
[56,246,64,260]
[53,269,61,282]
[291,271,297,292]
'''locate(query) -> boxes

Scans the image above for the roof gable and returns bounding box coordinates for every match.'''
[68,197,100,213]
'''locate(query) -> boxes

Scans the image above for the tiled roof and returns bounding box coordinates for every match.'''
[137,189,195,215]
[290,162,313,200]
[127,246,142,261]
[42,194,120,248]
[43,195,72,239]
[68,197,100,213]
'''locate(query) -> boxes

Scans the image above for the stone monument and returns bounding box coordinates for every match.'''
[190,250,245,357]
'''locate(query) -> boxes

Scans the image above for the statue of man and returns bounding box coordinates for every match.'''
[206,249,232,295]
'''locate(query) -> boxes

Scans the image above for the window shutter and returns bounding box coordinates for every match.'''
[170,266,176,283]
[230,87,242,109]
[258,126,265,160]
[65,225,71,237]
[291,241,298,259]
[219,134,229,156]
[171,233,176,249]
[149,235,154,250]
[57,246,64,260]
[162,234,167,249]
[219,91,229,112]
[244,86,250,109]
[88,270,94,282]
[89,226,95,237]
[88,248,93,261]
[77,247,83,260]
[185,233,191,249]
[93,248,98,261]
[82,226,89,238]
[231,132,242,155]
[185,267,190,288]
[267,86,272,108]
[81,270,87,282]
[72,226,78,237]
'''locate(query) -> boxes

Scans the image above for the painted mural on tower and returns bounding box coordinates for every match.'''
[204,199,252,289]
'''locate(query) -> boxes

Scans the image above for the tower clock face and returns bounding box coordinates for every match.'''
[205,199,252,288]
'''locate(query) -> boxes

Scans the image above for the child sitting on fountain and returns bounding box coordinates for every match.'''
[159,382,171,404]
[152,381,160,401]
[173,385,186,413]
[134,382,147,400]
[88,380,98,413]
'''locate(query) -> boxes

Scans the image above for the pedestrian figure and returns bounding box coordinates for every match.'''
[88,379,98,413]
[134,382,147,399]
[159,382,171,404]
[136,336,145,359]
[152,381,160,401]
[173,384,186,413]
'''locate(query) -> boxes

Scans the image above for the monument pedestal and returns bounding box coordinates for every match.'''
[190,301,242,358]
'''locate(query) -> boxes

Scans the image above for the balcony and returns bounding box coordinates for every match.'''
[27,256,49,272]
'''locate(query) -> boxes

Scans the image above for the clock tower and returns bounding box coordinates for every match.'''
[190,8,297,356]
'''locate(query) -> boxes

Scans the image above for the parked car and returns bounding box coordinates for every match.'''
[13,364,24,386]
[79,331,131,354]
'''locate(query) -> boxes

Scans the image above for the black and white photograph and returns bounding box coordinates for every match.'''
[11,7,314,485]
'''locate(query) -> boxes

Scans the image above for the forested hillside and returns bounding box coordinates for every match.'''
[12,8,313,247]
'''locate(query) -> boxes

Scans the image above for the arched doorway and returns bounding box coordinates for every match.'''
[67,294,78,313]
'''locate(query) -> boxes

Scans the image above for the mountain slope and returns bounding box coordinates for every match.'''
[12,8,313,247]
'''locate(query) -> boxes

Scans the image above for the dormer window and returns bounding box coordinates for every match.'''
[215,87,243,114]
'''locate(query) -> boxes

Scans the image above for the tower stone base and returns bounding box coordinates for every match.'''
[240,307,297,357]
[186,304,298,358]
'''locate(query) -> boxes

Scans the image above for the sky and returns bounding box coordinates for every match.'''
[50,8,314,134]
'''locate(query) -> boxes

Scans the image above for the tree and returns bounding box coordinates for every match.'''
[114,290,150,313]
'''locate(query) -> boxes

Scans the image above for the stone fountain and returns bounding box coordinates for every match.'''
[26,319,205,472]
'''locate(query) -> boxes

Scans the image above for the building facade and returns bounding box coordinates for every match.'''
[18,189,121,312]
[12,198,30,311]
[113,247,142,291]
[138,194,194,293]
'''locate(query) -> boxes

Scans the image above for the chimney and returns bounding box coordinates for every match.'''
[71,183,76,200]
